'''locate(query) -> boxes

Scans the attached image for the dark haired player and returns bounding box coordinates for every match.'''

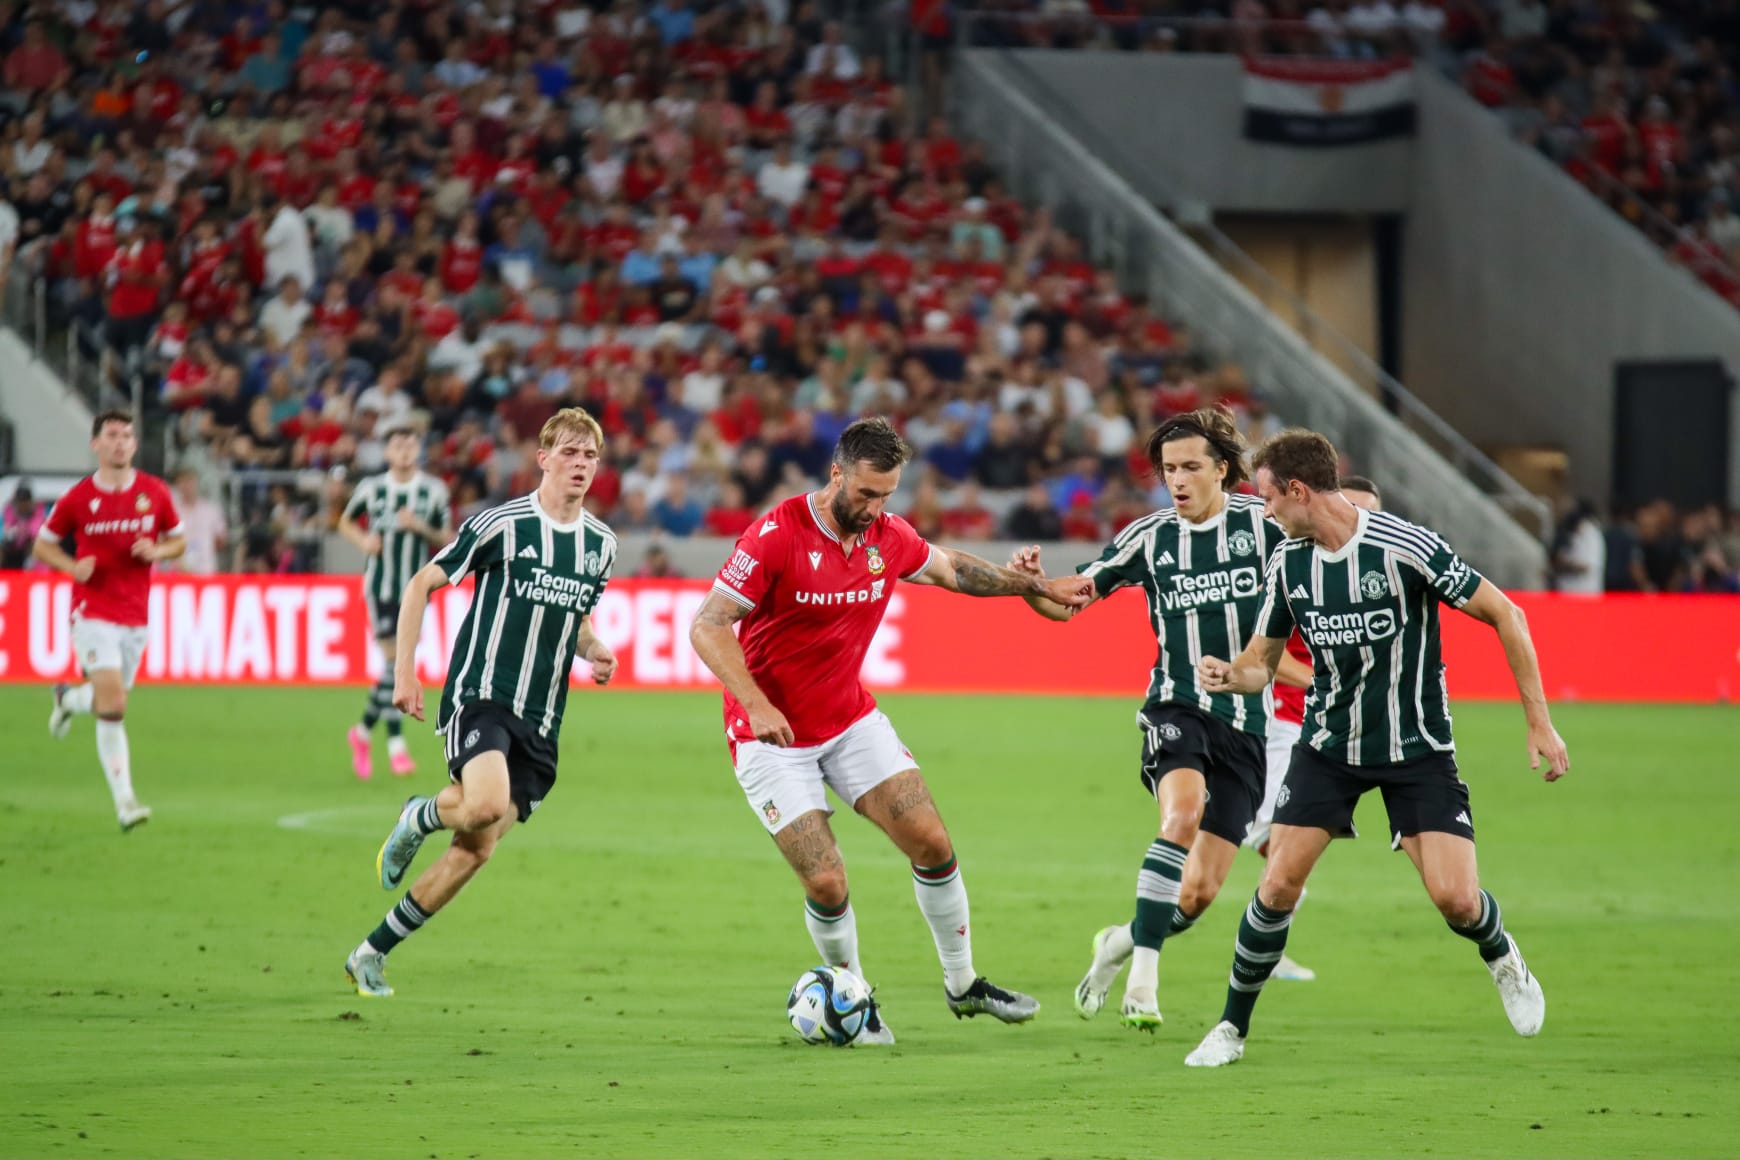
[1187,430,1568,1067]
[1011,407,1306,1031]
[37,411,185,831]
[690,417,1094,1043]
[337,426,452,779]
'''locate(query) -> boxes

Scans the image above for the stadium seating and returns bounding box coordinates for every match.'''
[1,0,1285,567]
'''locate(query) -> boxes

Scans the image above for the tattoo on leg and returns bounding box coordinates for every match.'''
[777,813,843,880]
[886,782,935,822]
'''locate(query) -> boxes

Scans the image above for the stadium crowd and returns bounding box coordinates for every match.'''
[0,0,1295,565]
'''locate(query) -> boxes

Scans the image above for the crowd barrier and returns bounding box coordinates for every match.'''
[0,573,1734,702]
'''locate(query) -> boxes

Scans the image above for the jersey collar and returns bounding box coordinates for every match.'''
[1313,504,1369,564]
[529,489,584,532]
[806,492,844,546]
[91,469,138,494]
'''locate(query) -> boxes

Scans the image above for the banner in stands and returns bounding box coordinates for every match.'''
[1242,57,1416,146]
[0,573,1734,702]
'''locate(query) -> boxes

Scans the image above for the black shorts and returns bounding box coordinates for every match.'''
[444,700,558,824]
[364,593,399,640]
[1137,703,1266,846]
[1274,744,1474,848]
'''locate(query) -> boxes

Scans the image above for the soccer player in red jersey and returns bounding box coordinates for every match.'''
[35,412,185,831]
[690,418,1094,1041]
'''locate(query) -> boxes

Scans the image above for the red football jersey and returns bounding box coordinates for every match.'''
[712,493,933,747]
[41,471,182,627]
[1275,631,1311,726]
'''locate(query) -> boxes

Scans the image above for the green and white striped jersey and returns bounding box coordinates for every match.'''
[1077,493,1286,737]
[1255,507,1486,765]
[430,493,616,741]
[344,471,452,608]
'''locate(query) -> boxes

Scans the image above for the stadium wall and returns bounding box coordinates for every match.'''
[1403,69,1740,509]
[2,572,1733,703]
[992,51,1413,213]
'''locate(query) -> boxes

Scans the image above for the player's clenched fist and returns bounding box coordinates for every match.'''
[1198,655,1235,692]
[586,641,618,686]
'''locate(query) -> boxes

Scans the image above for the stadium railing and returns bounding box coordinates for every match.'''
[951,48,1550,589]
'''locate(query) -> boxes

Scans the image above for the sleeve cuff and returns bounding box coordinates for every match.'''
[899,542,936,581]
[711,579,756,609]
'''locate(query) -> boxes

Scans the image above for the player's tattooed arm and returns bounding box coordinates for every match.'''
[912,546,1095,606]
[690,590,795,746]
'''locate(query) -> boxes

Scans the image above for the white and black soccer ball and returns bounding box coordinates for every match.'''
[786,965,873,1045]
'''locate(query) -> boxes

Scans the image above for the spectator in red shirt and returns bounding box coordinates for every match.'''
[4,22,70,93]
[703,479,756,536]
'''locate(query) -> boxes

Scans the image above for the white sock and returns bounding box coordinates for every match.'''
[62,683,94,715]
[803,898,863,978]
[1104,921,1135,966]
[96,719,135,809]
[1127,947,1160,1001]
[387,734,409,758]
[912,856,976,995]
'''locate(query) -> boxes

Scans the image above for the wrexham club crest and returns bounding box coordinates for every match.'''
[865,544,886,575]
[760,799,781,826]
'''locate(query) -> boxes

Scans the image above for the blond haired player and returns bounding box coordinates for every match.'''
[345,409,619,997]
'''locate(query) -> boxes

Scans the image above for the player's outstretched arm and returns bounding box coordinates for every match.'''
[1275,649,1313,690]
[1458,580,1569,782]
[688,590,794,746]
[911,545,1095,606]
[392,561,450,721]
[1005,545,1098,622]
[1198,635,1287,696]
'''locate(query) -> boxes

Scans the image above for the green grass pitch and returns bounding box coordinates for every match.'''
[3,687,1737,1159]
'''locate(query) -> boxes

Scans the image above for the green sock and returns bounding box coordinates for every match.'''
[360,671,393,729]
[365,892,431,955]
[1220,895,1293,1036]
[1449,889,1511,964]
[1132,838,1188,950]
[1170,908,1198,937]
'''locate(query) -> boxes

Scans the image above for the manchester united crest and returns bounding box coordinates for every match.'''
[865,544,886,575]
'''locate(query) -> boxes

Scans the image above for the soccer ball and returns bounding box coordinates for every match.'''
[786,965,873,1045]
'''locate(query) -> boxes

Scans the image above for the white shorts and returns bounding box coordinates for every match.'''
[72,617,149,690]
[733,709,919,835]
[1247,717,1304,851]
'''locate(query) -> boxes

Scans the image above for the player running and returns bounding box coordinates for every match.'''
[1239,474,1385,983]
[36,411,185,831]
[344,408,619,998]
[337,427,452,780]
[688,417,1094,1042]
[1186,430,1569,1067]
[1008,408,1307,1031]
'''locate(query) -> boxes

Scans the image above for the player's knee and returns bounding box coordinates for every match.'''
[455,796,511,831]
[1430,884,1481,926]
[904,822,953,871]
[1159,807,1202,845]
[802,866,849,909]
[1258,864,1306,911]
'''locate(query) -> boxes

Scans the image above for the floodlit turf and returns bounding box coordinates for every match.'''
[2,686,1737,1159]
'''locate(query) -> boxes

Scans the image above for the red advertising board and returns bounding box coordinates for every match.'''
[0,572,1735,702]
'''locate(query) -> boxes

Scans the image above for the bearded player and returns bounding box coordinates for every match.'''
[689,417,1094,1042]
[37,411,185,831]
